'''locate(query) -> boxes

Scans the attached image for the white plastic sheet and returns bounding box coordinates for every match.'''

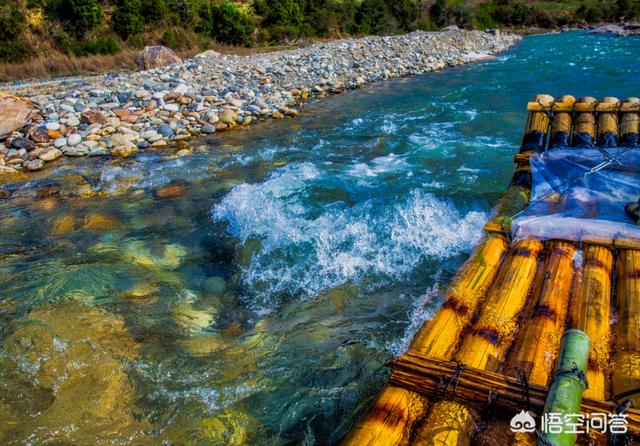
[512,148,640,242]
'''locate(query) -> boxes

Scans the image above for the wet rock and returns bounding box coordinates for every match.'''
[25,159,44,171]
[177,334,227,356]
[172,301,214,332]
[82,213,120,230]
[0,303,149,444]
[0,93,33,137]
[51,214,76,236]
[38,147,62,161]
[136,45,182,70]
[155,184,187,199]
[219,108,237,124]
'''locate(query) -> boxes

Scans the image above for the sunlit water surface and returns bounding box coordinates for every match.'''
[1,32,640,444]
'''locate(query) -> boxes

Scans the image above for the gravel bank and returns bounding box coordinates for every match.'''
[0,29,520,177]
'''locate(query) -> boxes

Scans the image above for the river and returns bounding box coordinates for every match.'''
[1,31,639,444]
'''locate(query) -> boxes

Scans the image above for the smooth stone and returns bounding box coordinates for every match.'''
[67,134,82,146]
[163,104,180,112]
[53,138,67,148]
[39,148,62,161]
[11,138,35,150]
[89,147,109,157]
[201,124,215,134]
[64,145,89,156]
[25,159,44,171]
[158,124,174,137]
[46,122,61,131]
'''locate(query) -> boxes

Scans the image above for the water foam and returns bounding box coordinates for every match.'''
[212,163,487,314]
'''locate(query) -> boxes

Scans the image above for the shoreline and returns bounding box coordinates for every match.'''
[0,29,520,185]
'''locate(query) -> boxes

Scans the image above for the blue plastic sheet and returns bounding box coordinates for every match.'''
[512,148,640,242]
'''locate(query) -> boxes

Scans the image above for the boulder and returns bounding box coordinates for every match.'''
[136,46,182,70]
[588,24,640,36]
[0,93,34,137]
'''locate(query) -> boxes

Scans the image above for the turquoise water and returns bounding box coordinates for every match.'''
[1,32,640,444]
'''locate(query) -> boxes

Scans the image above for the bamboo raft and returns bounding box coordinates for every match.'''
[343,95,640,446]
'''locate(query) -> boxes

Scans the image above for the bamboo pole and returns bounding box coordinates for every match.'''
[409,236,508,356]
[550,95,576,148]
[620,97,640,147]
[507,241,576,385]
[596,97,620,148]
[569,244,613,401]
[538,329,591,446]
[572,97,597,148]
[612,249,640,407]
[521,94,554,154]
[491,94,554,228]
[343,236,508,446]
[390,354,640,434]
[412,239,544,445]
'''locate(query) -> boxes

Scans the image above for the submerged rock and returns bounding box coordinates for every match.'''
[0,303,150,444]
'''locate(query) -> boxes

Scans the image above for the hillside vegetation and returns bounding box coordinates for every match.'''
[1,0,638,79]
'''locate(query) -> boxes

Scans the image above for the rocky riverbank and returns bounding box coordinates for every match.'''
[0,29,520,180]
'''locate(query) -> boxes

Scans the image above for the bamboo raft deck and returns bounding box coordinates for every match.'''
[343,95,640,446]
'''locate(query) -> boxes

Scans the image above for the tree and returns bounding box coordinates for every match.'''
[48,0,102,37]
[112,0,144,40]
[198,1,255,46]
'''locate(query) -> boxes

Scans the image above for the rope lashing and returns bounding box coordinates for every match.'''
[550,361,589,390]
[518,369,532,411]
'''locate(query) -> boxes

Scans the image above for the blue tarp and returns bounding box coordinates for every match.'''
[512,148,640,242]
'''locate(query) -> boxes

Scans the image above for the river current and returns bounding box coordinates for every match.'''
[1,31,640,444]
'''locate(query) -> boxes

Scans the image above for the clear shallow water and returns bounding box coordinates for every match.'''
[1,32,640,445]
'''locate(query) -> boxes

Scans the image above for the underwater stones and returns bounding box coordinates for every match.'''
[82,213,120,230]
[111,144,137,158]
[203,275,227,295]
[122,282,158,302]
[122,240,157,268]
[0,303,148,444]
[177,334,228,356]
[171,301,214,332]
[158,243,188,269]
[50,214,76,236]
[31,196,58,212]
[155,184,187,199]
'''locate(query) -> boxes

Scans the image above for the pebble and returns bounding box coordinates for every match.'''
[25,159,44,171]
[201,124,215,134]
[158,124,174,137]
[67,134,82,146]
[46,122,61,131]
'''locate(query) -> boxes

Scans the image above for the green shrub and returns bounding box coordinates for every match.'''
[198,1,255,46]
[48,0,102,37]
[112,0,144,40]
[141,0,166,23]
[0,3,30,62]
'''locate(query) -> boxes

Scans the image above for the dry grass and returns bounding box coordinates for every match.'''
[0,43,297,83]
